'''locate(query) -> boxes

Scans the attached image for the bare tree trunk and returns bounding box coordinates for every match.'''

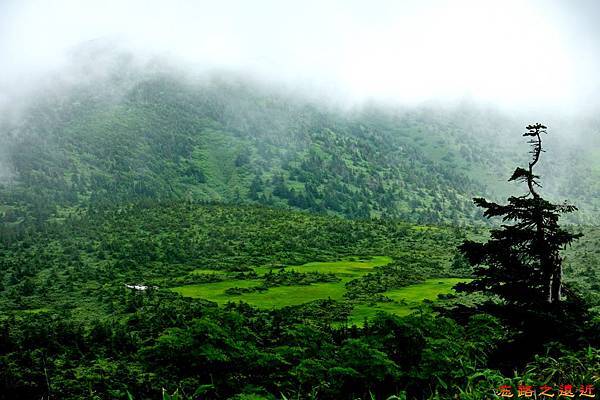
[550,264,562,304]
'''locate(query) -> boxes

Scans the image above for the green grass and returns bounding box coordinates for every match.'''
[20,308,51,314]
[172,256,469,323]
[190,268,224,275]
[172,279,349,308]
[347,278,470,325]
[385,278,468,303]
[173,256,391,306]
[218,282,349,307]
[254,256,392,277]
[171,279,262,299]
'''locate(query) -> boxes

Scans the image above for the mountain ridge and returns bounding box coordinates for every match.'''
[1,55,598,225]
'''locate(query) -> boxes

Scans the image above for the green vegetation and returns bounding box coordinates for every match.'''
[0,203,468,317]
[459,124,581,307]
[0,201,597,399]
[349,278,470,324]
[172,256,467,322]
[179,280,347,307]
[254,256,393,276]
[2,67,600,227]
[0,66,598,399]
[454,124,593,375]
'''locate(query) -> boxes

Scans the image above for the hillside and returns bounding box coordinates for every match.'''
[2,201,597,315]
[2,55,599,226]
[0,202,467,314]
[0,202,598,398]
[0,53,599,400]
[3,1,600,397]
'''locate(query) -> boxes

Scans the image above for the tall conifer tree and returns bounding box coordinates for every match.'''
[457,124,581,308]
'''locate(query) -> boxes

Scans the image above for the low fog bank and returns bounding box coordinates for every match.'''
[3,0,600,114]
[0,42,599,181]
[1,39,599,134]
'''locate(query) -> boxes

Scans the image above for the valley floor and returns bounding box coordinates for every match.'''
[171,256,469,325]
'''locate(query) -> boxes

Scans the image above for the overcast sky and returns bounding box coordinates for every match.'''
[1,0,600,111]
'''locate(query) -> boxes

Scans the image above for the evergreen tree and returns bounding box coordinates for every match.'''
[249,175,263,200]
[457,124,581,308]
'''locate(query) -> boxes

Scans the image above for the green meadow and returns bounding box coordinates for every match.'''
[172,257,468,322]
[190,268,226,275]
[347,278,469,324]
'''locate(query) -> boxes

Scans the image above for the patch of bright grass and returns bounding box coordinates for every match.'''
[346,278,471,325]
[190,269,224,275]
[254,255,392,277]
[172,256,391,306]
[219,281,348,308]
[172,256,469,324]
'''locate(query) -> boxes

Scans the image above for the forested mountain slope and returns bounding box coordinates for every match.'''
[1,52,599,225]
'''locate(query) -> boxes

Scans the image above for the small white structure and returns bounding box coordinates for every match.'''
[124,284,158,291]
